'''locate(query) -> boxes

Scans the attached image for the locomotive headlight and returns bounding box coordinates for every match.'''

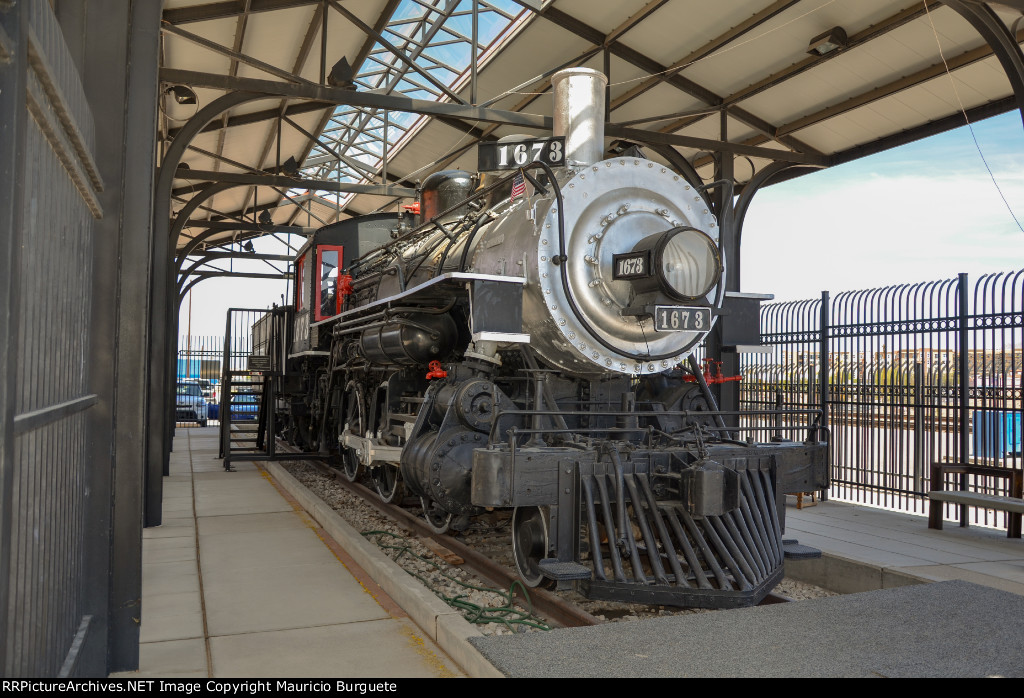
[613,227,722,302]
[658,228,721,300]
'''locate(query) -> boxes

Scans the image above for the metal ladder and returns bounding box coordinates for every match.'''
[219,368,268,471]
[217,306,323,471]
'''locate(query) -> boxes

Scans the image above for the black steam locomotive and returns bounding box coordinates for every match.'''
[250,68,828,608]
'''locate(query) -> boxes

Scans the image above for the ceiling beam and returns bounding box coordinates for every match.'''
[174,167,417,196]
[162,0,321,25]
[160,68,553,130]
[166,100,333,140]
[185,251,296,262]
[604,125,826,165]
[193,221,314,234]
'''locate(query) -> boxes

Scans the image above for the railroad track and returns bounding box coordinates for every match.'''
[266,442,793,631]
[303,459,603,628]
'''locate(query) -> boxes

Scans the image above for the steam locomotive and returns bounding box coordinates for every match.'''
[251,68,828,608]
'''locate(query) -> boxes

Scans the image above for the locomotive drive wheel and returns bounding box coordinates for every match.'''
[371,463,403,503]
[420,497,453,534]
[512,506,552,588]
[341,449,360,482]
[340,381,364,482]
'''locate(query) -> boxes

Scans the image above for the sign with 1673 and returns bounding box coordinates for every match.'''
[654,306,711,332]
[478,137,565,171]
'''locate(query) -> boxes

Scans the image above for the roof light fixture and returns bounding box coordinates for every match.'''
[807,26,847,56]
[327,57,355,90]
[281,156,300,178]
[166,84,197,105]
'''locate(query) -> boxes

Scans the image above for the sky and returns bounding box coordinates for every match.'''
[178,110,1024,339]
[740,111,1024,302]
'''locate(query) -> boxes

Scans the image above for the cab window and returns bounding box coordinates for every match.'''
[296,253,308,311]
[316,246,343,321]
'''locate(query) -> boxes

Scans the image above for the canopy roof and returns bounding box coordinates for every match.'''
[160,0,1024,256]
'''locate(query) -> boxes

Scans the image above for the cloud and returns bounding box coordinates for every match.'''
[741,166,1024,301]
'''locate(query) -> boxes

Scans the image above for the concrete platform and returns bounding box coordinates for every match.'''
[111,427,467,679]
[783,498,1024,596]
[469,580,1024,678]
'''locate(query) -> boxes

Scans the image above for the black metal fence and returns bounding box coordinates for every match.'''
[743,272,1024,529]
[175,335,223,428]
[176,317,267,429]
[175,310,275,428]
[1,0,162,676]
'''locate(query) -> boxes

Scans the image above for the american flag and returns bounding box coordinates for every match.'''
[510,170,526,202]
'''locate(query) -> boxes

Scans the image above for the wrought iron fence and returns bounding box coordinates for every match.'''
[176,314,268,429]
[175,335,223,428]
[743,272,1024,529]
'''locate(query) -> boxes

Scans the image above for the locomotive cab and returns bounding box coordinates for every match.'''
[290,213,406,356]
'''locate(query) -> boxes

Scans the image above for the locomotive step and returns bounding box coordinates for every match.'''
[390,414,418,423]
[782,539,822,560]
[538,558,592,581]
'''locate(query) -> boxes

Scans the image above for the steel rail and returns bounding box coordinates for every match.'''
[303,459,602,629]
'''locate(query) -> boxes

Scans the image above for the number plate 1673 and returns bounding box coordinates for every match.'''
[654,306,711,332]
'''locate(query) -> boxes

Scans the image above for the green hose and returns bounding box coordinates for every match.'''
[362,529,551,632]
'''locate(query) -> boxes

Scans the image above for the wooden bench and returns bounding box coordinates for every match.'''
[927,462,1023,538]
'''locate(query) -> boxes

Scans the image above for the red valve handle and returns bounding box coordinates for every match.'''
[426,360,447,380]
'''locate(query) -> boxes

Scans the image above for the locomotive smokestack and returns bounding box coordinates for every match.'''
[552,67,607,167]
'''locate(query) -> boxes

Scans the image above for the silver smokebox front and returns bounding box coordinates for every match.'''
[552,67,607,167]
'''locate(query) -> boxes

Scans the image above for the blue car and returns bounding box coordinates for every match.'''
[209,393,260,421]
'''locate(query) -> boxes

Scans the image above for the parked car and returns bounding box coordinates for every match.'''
[176,381,208,427]
[208,393,260,422]
[229,393,260,421]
